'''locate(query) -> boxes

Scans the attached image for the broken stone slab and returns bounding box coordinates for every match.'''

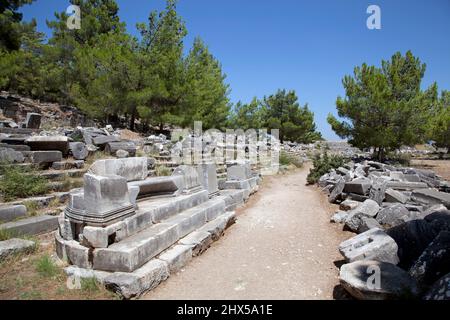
[329,177,345,203]
[389,171,405,181]
[347,193,369,202]
[345,199,380,232]
[196,163,219,196]
[105,141,136,156]
[339,199,361,211]
[116,149,129,158]
[0,238,35,260]
[357,217,382,233]
[172,165,203,194]
[386,181,428,190]
[0,204,27,223]
[0,143,30,151]
[404,174,421,182]
[226,163,252,181]
[88,157,148,182]
[369,177,388,205]
[64,265,111,284]
[0,215,58,236]
[30,150,62,164]
[65,240,91,269]
[104,259,169,299]
[26,136,69,155]
[0,147,24,163]
[197,213,228,240]
[409,231,450,288]
[384,188,409,204]
[69,142,88,160]
[344,178,372,195]
[51,160,85,170]
[336,167,350,176]
[128,176,184,199]
[411,189,450,209]
[339,228,399,264]
[92,135,120,146]
[376,203,412,227]
[423,272,450,300]
[179,230,213,257]
[158,244,192,273]
[331,211,349,224]
[339,260,419,300]
[0,137,27,145]
[25,113,42,129]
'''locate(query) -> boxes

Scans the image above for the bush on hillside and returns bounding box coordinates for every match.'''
[306,152,345,185]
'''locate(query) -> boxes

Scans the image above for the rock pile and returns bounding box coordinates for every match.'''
[320,160,450,300]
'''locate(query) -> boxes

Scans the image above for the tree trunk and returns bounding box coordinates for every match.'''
[129,107,136,131]
[377,147,385,162]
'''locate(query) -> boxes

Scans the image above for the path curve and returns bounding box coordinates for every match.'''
[143,165,352,300]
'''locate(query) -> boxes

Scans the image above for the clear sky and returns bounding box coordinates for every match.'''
[20,0,450,140]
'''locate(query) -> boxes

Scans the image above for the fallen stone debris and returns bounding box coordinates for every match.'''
[53,159,260,299]
[320,159,450,300]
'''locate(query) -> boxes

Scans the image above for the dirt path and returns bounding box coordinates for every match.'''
[143,165,352,300]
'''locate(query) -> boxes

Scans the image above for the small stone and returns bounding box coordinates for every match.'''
[115,149,129,158]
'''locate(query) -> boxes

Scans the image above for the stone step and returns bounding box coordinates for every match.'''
[8,192,70,209]
[91,197,227,272]
[39,168,87,180]
[0,215,58,236]
[63,211,236,299]
[51,160,85,171]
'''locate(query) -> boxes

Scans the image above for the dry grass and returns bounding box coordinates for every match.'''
[0,232,117,300]
[410,159,450,181]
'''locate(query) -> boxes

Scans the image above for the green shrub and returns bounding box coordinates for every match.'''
[24,201,40,216]
[81,277,100,293]
[279,151,303,168]
[306,152,346,185]
[35,254,59,278]
[0,166,48,202]
[155,165,172,176]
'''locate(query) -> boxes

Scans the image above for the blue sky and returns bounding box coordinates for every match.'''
[20,0,450,140]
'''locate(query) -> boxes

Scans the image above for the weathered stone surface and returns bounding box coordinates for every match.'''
[0,147,24,163]
[25,113,41,129]
[82,226,109,248]
[65,240,91,269]
[26,136,69,155]
[424,273,450,300]
[345,199,380,232]
[369,177,388,205]
[197,214,228,240]
[179,230,213,257]
[387,181,428,190]
[0,238,35,260]
[116,149,129,158]
[0,143,30,151]
[89,158,148,182]
[196,163,219,196]
[0,215,58,236]
[129,176,184,199]
[409,231,450,288]
[384,188,409,204]
[339,260,419,300]
[339,228,399,264]
[158,244,192,273]
[344,178,372,195]
[331,211,349,224]
[66,173,135,227]
[411,189,450,209]
[376,203,411,227]
[69,142,88,160]
[0,205,27,223]
[172,165,202,193]
[227,163,252,181]
[339,199,360,211]
[357,217,382,233]
[329,177,345,203]
[105,141,136,156]
[92,135,120,146]
[30,151,62,164]
[104,259,169,299]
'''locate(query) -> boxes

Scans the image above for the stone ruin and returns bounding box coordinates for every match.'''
[55,157,260,298]
[319,159,450,300]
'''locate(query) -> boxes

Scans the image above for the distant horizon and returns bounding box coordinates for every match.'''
[20,0,450,140]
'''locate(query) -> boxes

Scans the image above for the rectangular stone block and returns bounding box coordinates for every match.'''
[26,136,69,155]
[339,228,399,265]
[0,205,27,223]
[89,157,148,182]
[30,151,62,164]
[0,215,58,236]
[158,245,192,273]
[0,238,35,260]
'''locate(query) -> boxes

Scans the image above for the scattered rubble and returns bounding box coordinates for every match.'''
[320,158,450,300]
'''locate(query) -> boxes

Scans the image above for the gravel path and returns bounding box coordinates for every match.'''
[143,165,352,300]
